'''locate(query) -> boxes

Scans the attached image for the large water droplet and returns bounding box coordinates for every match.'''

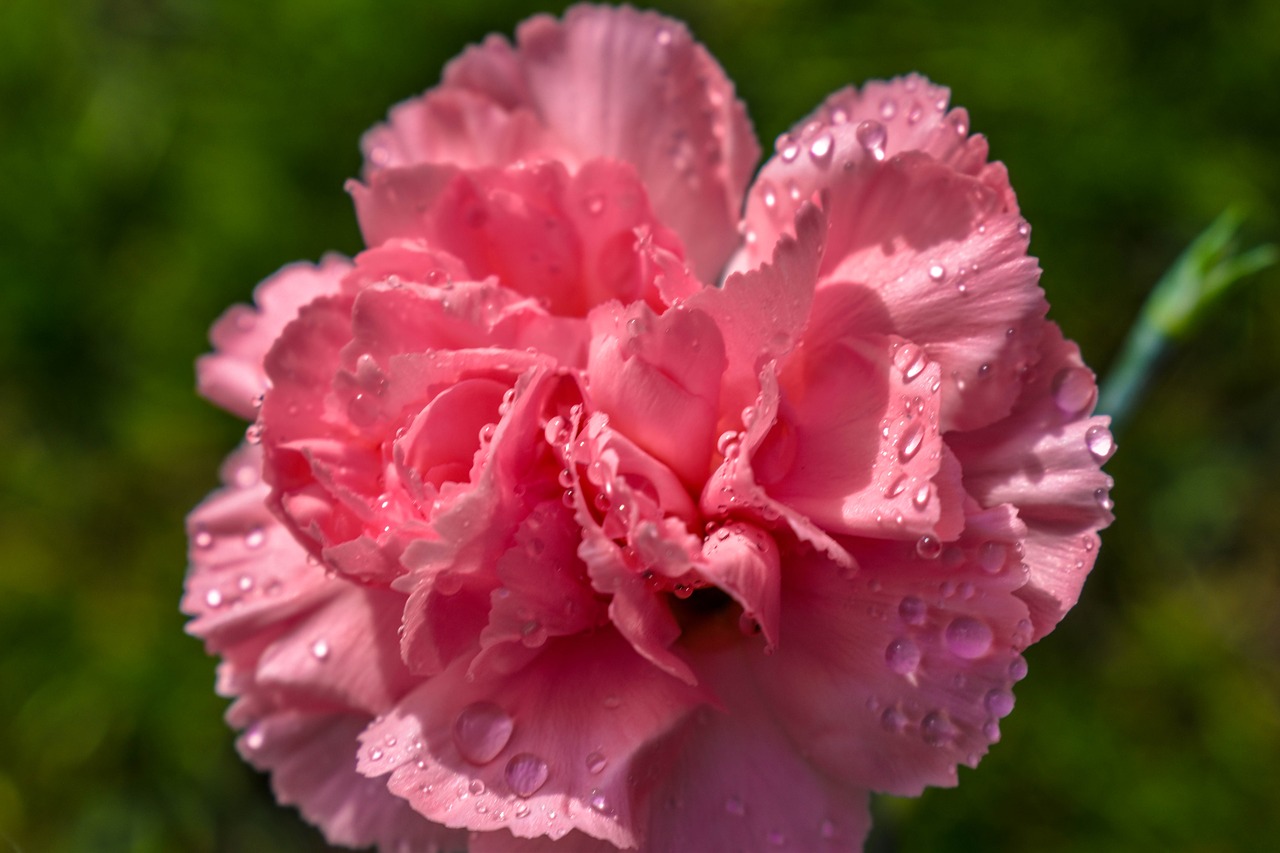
[855,120,887,160]
[1094,487,1114,511]
[1051,367,1095,415]
[505,753,549,798]
[978,541,1006,573]
[885,637,921,674]
[453,702,514,765]
[945,616,993,659]
[1008,657,1029,681]
[1085,425,1114,461]
[893,343,927,381]
[589,789,615,816]
[585,752,607,774]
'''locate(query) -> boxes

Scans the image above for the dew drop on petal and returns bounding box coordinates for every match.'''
[920,711,956,747]
[945,616,993,659]
[514,802,530,819]
[978,541,1006,573]
[237,574,254,592]
[1008,656,1029,681]
[193,529,213,549]
[928,263,946,282]
[915,534,942,559]
[898,421,925,462]
[468,779,485,796]
[855,120,887,160]
[1094,488,1115,511]
[879,97,898,119]
[204,588,223,608]
[725,795,746,817]
[885,636,921,674]
[912,483,931,509]
[883,473,908,498]
[585,752,607,774]
[244,527,266,549]
[808,132,834,167]
[244,724,264,751]
[985,688,1016,718]
[589,789,615,816]
[1085,425,1115,461]
[311,639,329,660]
[505,753,549,798]
[1052,367,1096,415]
[1017,219,1031,238]
[899,595,927,625]
[880,707,907,732]
[453,702,514,765]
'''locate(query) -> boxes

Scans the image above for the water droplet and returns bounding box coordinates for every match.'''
[893,343,927,381]
[1085,425,1114,461]
[505,753,549,798]
[985,688,1015,718]
[767,829,786,846]
[656,28,673,46]
[912,483,931,509]
[928,263,946,282]
[514,802,530,819]
[1017,219,1031,238]
[204,588,223,608]
[603,695,622,710]
[311,639,329,660]
[245,423,263,445]
[855,120,887,160]
[716,430,740,456]
[881,706,907,732]
[883,473,908,498]
[898,422,925,461]
[244,527,265,549]
[1008,657,1029,681]
[589,789,615,816]
[725,795,746,816]
[583,194,605,216]
[879,97,898,120]
[585,751,607,774]
[899,595,927,625]
[920,711,956,746]
[1052,367,1095,415]
[808,132,834,166]
[915,534,941,559]
[193,528,213,549]
[244,724,264,750]
[468,779,485,795]
[945,616,993,658]
[370,748,384,761]
[1094,488,1114,511]
[977,541,1006,573]
[237,574,254,592]
[779,138,799,162]
[453,702,514,765]
[885,636,921,674]
[762,184,777,209]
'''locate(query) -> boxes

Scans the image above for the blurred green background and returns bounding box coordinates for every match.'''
[2,0,1277,850]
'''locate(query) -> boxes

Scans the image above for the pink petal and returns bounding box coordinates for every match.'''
[198,255,349,419]
[349,159,688,317]
[639,644,870,851]
[586,300,726,486]
[234,710,462,851]
[364,5,760,281]
[948,323,1115,639]
[697,522,782,651]
[744,536,1033,798]
[355,630,706,847]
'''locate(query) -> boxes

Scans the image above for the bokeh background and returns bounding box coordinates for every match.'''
[2,0,1278,850]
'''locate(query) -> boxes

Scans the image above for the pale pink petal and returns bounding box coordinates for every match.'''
[198,255,349,419]
[234,710,462,851]
[696,522,781,651]
[586,300,725,486]
[743,535,1032,797]
[355,630,707,847]
[364,5,760,281]
[948,323,1115,639]
[470,828,620,853]
[640,644,870,851]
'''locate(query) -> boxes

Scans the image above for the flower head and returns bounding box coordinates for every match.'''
[186,6,1114,850]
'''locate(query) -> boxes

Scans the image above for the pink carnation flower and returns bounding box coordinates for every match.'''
[185,6,1115,850]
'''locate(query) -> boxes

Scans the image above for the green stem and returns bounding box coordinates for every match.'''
[1097,208,1277,431]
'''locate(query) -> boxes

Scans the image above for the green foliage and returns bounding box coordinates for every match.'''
[1,0,1276,850]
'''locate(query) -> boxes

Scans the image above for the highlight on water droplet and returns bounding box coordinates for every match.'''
[1051,367,1096,415]
[311,639,329,660]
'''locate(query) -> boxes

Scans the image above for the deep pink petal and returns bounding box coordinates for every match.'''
[355,630,706,847]
[198,255,349,419]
